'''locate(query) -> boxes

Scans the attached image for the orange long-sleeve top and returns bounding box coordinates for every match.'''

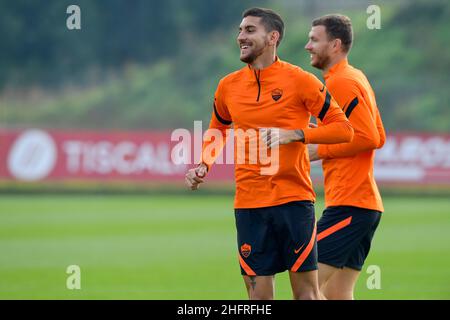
[318,58,385,212]
[201,58,353,209]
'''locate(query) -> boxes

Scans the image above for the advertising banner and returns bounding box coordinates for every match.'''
[1,129,449,185]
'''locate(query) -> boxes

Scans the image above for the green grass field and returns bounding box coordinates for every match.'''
[0,194,449,299]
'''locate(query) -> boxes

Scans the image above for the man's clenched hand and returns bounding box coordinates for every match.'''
[185,163,208,190]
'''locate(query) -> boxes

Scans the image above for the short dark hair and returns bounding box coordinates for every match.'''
[242,7,285,47]
[312,14,353,53]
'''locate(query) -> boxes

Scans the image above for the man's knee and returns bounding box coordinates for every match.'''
[250,291,274,300]
[290,270,320,300]
[293,288,320,300]
[292,281,320,300]
[322,287,354,300]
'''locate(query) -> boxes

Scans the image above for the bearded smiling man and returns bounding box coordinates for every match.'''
[305,14,386,300]
[185,8,353,300]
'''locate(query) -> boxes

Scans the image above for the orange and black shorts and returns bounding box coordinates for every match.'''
[235,201,317,276]
[317,206,382,271]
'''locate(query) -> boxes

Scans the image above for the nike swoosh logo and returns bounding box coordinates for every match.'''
[294,244,305,254]
[320,85,325,92]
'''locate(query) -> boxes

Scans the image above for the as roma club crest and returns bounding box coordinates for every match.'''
[271,88,283,101]
[240,243,252,258]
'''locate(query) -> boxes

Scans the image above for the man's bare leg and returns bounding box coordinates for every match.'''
[322,267,360,300]
[289,270,320,300]
[318,262,339,300]
[243,275,275,300]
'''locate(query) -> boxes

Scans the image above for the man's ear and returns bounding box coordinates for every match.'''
[269,30,280,46]
[333,38,343,52]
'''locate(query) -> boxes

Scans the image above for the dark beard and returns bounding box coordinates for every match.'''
[312,54,331,70]
[240,53,257,64]
[240,43,266,64]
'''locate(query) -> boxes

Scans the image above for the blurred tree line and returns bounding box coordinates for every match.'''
[1,0,449,132]
[0,0,258,87]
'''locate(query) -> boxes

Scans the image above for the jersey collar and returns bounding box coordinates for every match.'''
[247,56,282,75]
[324,58,349,80]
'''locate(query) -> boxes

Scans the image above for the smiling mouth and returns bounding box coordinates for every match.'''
[240,43,251,50]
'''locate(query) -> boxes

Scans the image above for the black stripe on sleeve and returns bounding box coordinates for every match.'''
[213,103,232,125]
[345,97,359,118]
[318,91,331,121]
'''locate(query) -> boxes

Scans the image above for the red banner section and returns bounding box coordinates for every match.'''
[374,133,450,184]
[1,129,449,185]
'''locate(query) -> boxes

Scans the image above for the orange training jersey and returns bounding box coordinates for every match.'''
[318,58,385,212]
[201,57,353,209]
